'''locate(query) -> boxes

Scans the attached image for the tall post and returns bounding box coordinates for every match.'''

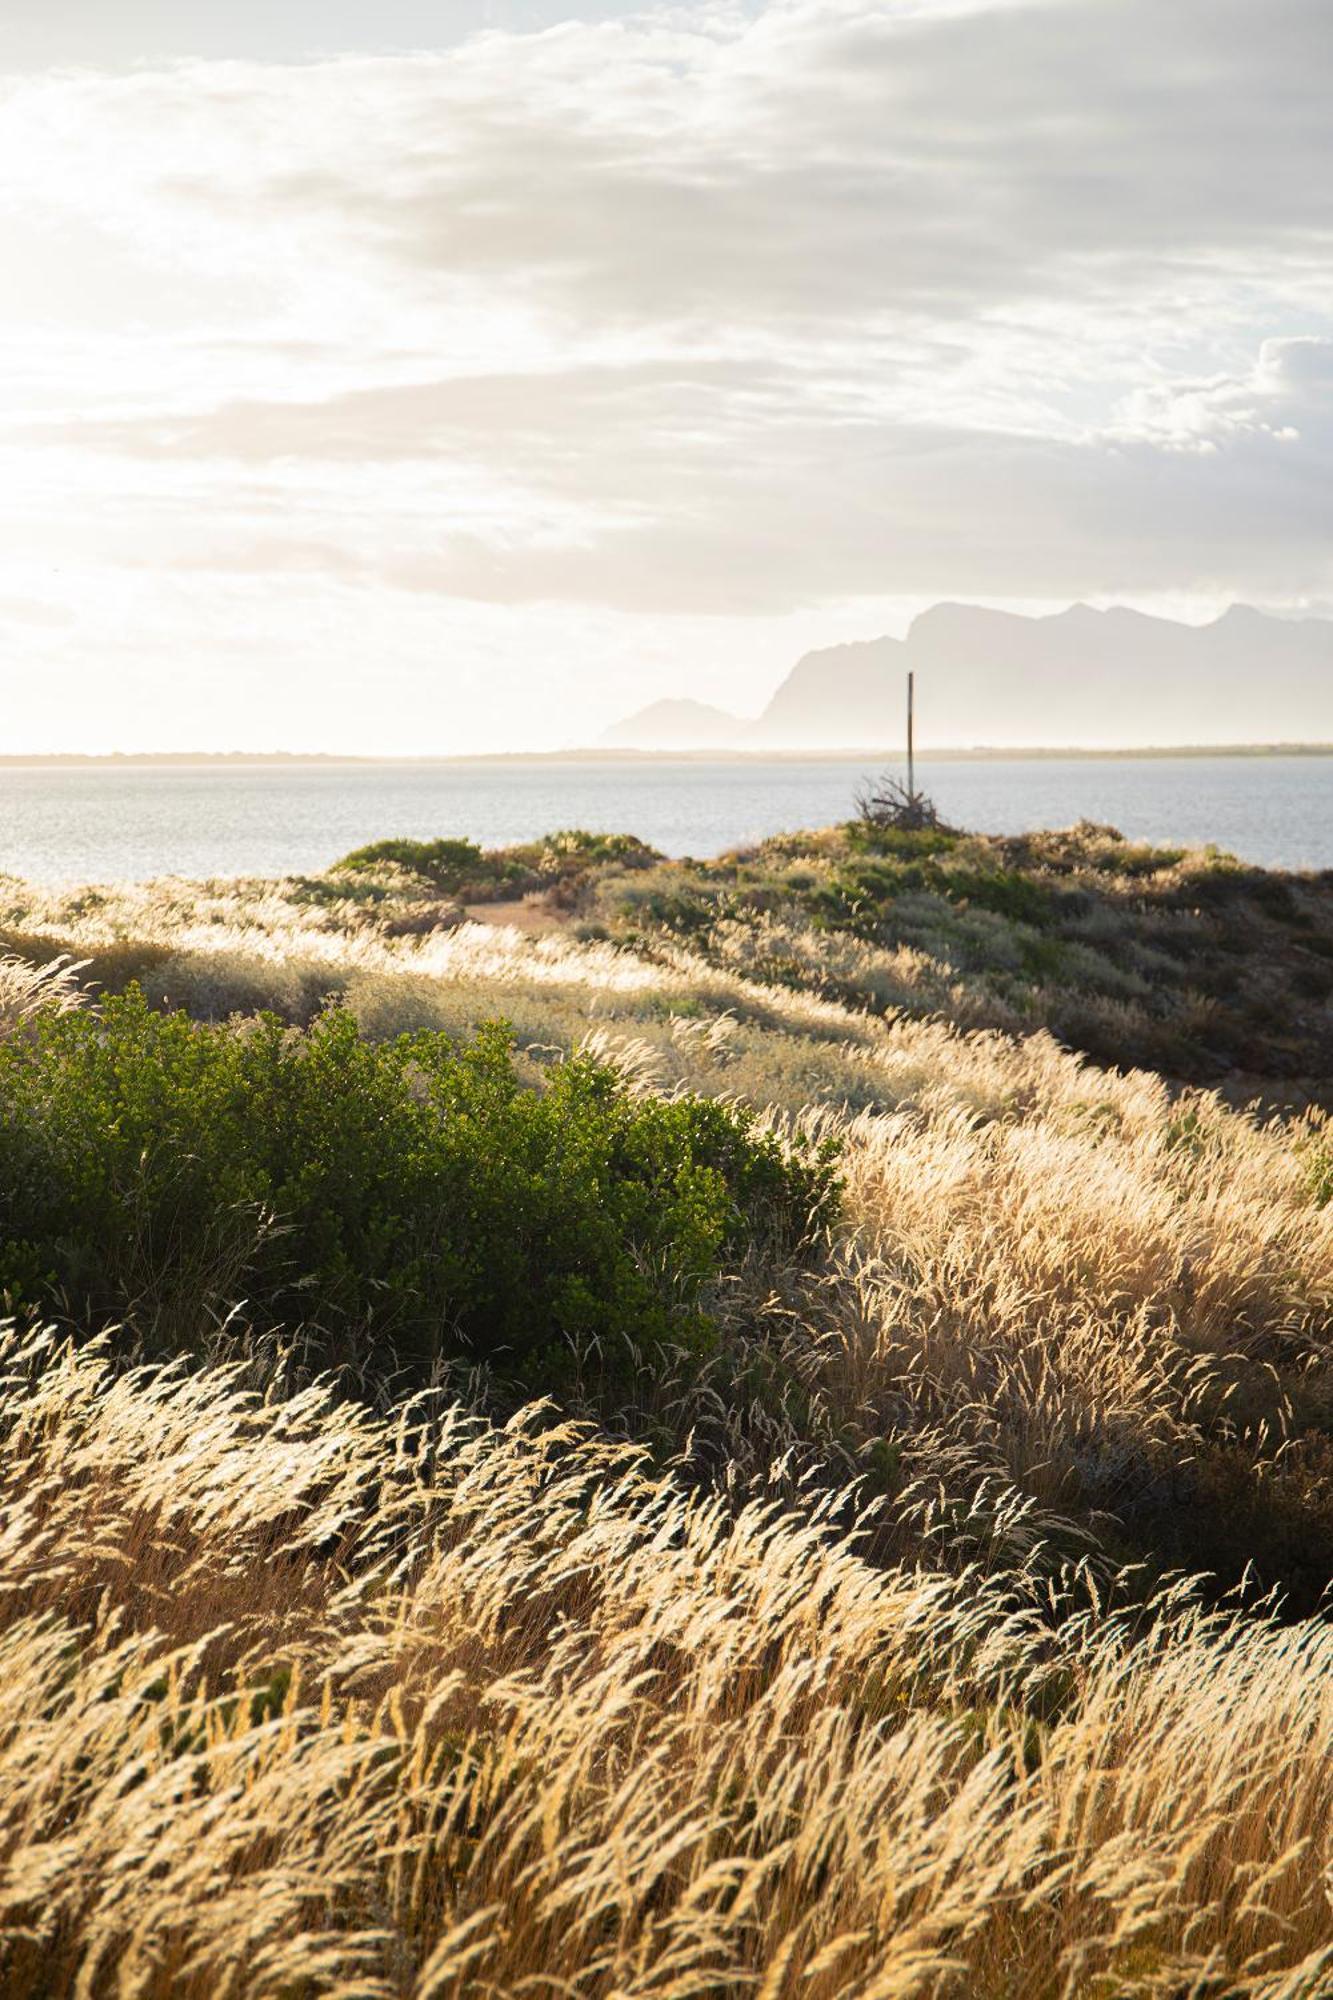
[906,670,915,801]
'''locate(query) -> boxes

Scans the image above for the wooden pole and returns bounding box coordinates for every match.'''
[907,671,915,801]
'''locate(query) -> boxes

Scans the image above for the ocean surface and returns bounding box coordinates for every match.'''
[1,756,1330,884]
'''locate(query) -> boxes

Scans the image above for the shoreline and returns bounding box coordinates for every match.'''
[2,743,1333,770]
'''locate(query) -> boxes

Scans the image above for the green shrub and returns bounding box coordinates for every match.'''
[935,867,1059,928]
[530,829,660,872]
[332,836,484,889]
[328,829,663,914]
[842,821,960,859]
[0,991,839,1389]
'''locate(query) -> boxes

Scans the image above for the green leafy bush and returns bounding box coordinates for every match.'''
[0,991,839,1388]
[330,831,660,905]
[332,836,484,889]
[529,829,659,871]
[843,821,960,859]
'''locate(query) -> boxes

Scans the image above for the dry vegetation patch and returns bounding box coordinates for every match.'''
[4,1330,1333,1998]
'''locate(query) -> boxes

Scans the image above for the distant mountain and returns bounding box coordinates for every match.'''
[599,696,746,749]
[751,604,1333,748]
[602,605,1333,750]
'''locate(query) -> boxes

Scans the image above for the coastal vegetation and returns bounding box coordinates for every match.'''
[1,816,1333,1995]
[0,992,835,1388]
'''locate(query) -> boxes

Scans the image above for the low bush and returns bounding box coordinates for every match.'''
[529,828,659,871]
[843,819,961,859]
[0,990,839,1388]
[332,835,485,889]
[330,830,661,908]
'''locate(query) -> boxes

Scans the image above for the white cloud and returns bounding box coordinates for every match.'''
[1114,338,1333,449]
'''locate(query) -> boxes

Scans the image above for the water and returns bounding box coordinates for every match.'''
[0,755,1330,884]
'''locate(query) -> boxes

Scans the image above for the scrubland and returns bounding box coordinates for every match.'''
[2,820,1333,1997]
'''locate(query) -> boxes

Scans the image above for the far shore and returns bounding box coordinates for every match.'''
[2,743,1333,769]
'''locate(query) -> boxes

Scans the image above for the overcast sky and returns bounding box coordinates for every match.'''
[2,0,1331,751]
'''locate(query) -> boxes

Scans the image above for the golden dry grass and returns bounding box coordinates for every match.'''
[2,864,1333,1993]
[4,1327,1333,1999]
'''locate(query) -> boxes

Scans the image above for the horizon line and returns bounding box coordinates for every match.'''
[3,742,1333,767]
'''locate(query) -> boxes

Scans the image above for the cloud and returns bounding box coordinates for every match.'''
[8,0,1332,337]
[147,0,1332,332]
[21,341,1333,614]
[1,0,1332,747]
[1114,337,1333,449]
[23,360,787,463]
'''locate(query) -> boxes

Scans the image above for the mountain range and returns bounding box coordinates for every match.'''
[600,604,1333,750]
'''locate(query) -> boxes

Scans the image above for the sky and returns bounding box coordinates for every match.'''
[2,0,1332,753]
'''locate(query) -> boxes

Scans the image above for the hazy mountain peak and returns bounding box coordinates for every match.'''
[599,696,745,750]
[601,602,1333,753]
[908,600,1001,635]
[1215,602,1267,625]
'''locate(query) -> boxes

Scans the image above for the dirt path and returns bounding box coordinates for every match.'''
[462,896,569,936]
